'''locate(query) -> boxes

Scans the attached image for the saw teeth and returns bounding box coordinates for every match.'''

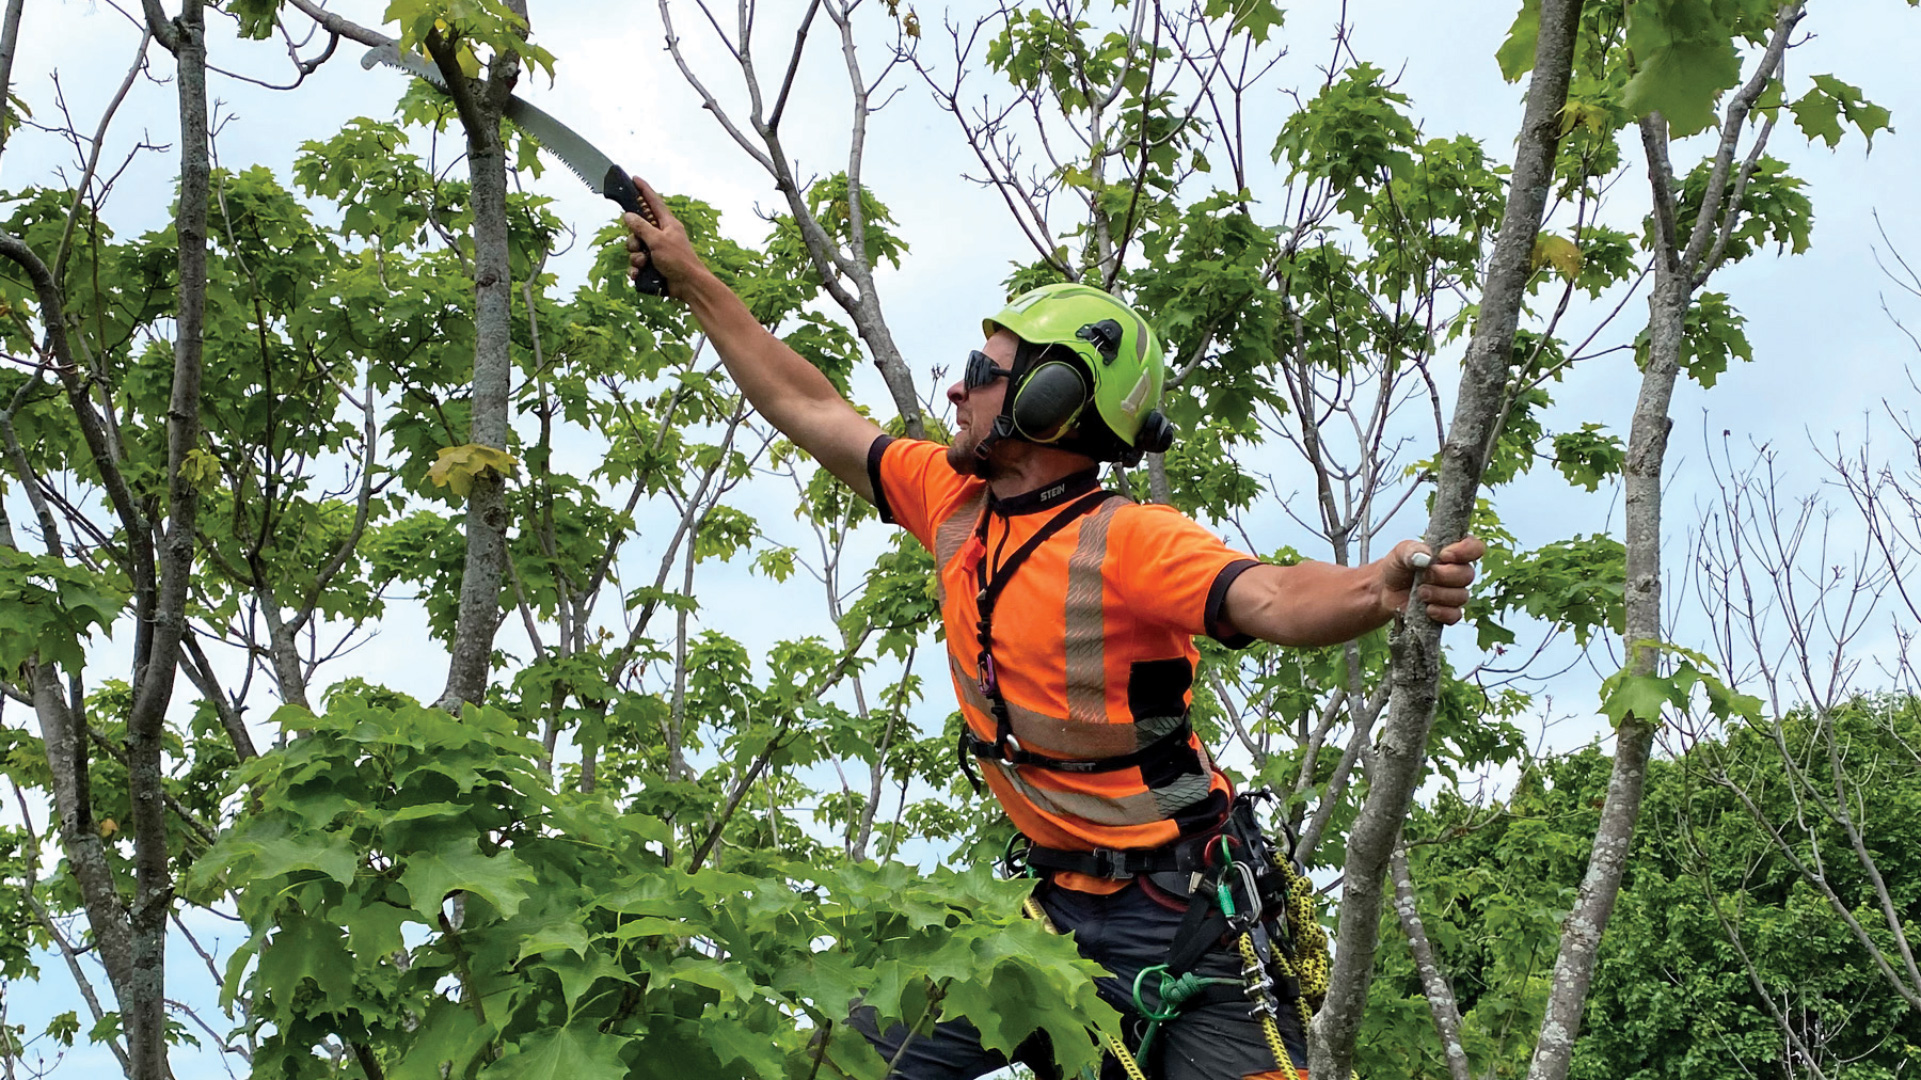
[362,44,449,91]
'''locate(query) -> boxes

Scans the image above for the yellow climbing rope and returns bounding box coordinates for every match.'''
[1230,844,1328,1080]
[1276,856,1330,1010]
[1238,931,1299,1080]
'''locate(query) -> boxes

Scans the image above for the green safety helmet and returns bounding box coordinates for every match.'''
[981,282,1175,464]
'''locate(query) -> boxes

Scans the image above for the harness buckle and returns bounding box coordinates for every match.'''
[1084,848,1127,878]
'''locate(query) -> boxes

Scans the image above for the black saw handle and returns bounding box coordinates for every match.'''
[604,167,671,297]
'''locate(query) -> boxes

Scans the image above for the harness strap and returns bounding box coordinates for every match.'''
[1016,832,1214,879]
[955,488,1117,793]
[958,713,1196,775]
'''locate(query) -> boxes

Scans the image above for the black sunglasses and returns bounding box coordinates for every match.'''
[964,350,1016,391]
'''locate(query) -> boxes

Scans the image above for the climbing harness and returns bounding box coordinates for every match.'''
[944,455,1328,1077]
[1006,792,1330,1080]
[958,486,1116,788]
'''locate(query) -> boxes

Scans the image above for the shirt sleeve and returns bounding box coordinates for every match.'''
[872,437,972,553]
[1109,504,1262,648]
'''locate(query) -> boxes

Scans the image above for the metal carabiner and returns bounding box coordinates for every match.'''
[1227,860,1263,925]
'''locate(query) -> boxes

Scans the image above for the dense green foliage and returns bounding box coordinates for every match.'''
[1364,697,1921,1080]
[186,697,1119,1079]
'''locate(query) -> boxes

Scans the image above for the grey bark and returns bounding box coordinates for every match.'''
[30,666,136,1013]
[1391,844,1471,1080]
[282,0,391,48]
[262,605,310,710]
[124,2,211,1075]
[1524,207,1675,1079]
[10,783,131,1072]
[1524,12,1801,1079]
[434,8,528,711]
[1309,3,1585,1077]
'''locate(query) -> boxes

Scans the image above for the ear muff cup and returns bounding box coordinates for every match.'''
[1009,361,1090,444]
[1136,410,1175,454]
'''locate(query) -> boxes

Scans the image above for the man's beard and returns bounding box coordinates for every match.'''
[946,434,1000,480]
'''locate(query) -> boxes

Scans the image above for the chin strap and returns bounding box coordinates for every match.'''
[972,415,1017,466]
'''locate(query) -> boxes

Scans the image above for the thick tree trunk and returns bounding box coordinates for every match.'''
[1308,3,1584,1077]
[436,18,526,711]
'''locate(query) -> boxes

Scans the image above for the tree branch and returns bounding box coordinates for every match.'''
[1312,4,1585,1076]
[1391,843,1471,1080]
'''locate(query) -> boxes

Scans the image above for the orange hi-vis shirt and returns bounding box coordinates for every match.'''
[869,436,1262,893]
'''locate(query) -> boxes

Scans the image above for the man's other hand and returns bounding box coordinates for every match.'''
[1382,537,1486,625]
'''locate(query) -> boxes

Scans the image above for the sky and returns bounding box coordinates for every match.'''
[1,0,1918,1076]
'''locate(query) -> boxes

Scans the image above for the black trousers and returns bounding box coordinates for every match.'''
[850,878,1309,1080]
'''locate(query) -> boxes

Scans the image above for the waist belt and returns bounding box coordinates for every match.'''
[956,713,1195,778]
[1005,818,1232,881]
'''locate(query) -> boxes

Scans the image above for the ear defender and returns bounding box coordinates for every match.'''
[1009,361,1091,444]
[1135,410,1175,454]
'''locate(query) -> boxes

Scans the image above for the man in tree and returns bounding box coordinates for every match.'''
[623,181,1482,1080]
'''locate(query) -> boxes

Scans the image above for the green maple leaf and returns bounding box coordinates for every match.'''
[1622,1,1742,137]
[53,576,127,632]
[340,890,413,959]
[392,999,496,1080]
[1599,673,1681,727]
[257,913,358,1008]
[775,949,868,1019]
[514,919,592,963]
[1791,85,1845,147]
[1792,75,1894,150]
[400,839,536,921]
[482,1025,628,1080]
[1202,0,1284,44]
[1497,0,1540,82]
[703,1016,786,1075]
[251,832,361,886]
[542,952,633,1013]
[937,924,1117,1077]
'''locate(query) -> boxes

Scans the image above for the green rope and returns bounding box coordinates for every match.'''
[1129,962,1242,1065]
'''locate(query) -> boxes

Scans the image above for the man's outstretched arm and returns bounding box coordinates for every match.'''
[623,177,884,503]
[1217,538,1486,648]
